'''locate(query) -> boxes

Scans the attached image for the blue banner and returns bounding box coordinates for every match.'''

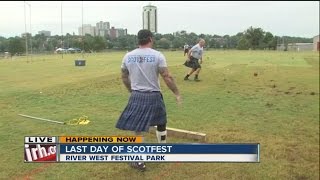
[59,143,259,154]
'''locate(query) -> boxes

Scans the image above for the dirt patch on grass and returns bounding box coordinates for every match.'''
[310,92,317,95]
[265,102,274,107]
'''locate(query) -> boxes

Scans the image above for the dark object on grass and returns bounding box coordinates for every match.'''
[75,59,86,66]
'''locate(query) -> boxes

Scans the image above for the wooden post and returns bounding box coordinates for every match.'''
[149,126,206,142]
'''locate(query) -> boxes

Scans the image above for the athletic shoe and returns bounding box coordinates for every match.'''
[129,162,146,171]
[194,78,201,82]
[184,77,189,80]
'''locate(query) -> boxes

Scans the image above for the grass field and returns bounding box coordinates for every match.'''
[0,50,319,180]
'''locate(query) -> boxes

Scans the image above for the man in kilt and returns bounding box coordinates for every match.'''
[183,43,189,56]
[116,29,182,171]
[183,39,206,81]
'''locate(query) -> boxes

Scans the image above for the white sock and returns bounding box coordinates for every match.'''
[156,130,167,143]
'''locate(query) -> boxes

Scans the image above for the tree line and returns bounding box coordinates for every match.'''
[0,26,313,55]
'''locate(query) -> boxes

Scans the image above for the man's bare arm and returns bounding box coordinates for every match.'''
[187,49,192,59]
[121,68,131,92]
[159,67,180,96]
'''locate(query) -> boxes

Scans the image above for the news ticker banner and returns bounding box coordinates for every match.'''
[24,136,260,163]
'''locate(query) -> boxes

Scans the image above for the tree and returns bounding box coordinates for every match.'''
[244,26,265,50]
[153,33,163,41]
[125,35,138,50]
[199,34,206,39]
[263,32,274,50]
[65,33,72,48]
[0,36,8,52]
[162,34,174,41]
[229,33,242,49]
[32,33,47,53]
[158,38,171,49]
[172,37,184,49]
[180,30,187,35]
[237,37,249,50]
[8,37,25,55]
[106,40,114,49]
[0,28,313,52]
[269,36,279,50]
[222,35,230,49]
[208,38,219,49]
[46,36,60,51]
[188,32,199,45]
[92,36,106,51]
[70,36,83,50]
[83,35,95,52]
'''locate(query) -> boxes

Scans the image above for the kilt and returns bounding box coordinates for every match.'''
[115,90,167,132]
[183,56,201,69]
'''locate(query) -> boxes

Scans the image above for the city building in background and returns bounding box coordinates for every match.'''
[109,27,127,39]
[78,21,126,39]
[38,30,51,36]
[78,24,95,36]
[95,21,110,37]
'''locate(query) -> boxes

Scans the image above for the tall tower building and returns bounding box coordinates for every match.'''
[142,4,157,33]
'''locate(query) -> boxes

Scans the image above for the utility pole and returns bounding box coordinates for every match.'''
[24,1,28,58]
[25,2,32,60]
[82,1,84,58]
[61,1,64,59]
[29,3,32,60]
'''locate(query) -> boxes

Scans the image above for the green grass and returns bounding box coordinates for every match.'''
[0,50,319,179]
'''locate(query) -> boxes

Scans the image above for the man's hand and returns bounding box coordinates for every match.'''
[175,95,182,105]
[121,68,131,92]
[198,59,202,64]
[159,67,180,101]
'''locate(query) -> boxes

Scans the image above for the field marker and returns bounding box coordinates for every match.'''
[149,126,206,142]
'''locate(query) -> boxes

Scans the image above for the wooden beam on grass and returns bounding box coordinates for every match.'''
[149,126,207,142]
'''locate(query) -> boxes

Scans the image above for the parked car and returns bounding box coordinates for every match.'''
[55,48,68,54]
[67,48,82,53]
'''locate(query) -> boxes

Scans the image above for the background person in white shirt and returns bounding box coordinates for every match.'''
[183,39,206,81]
[183,43,189,56]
